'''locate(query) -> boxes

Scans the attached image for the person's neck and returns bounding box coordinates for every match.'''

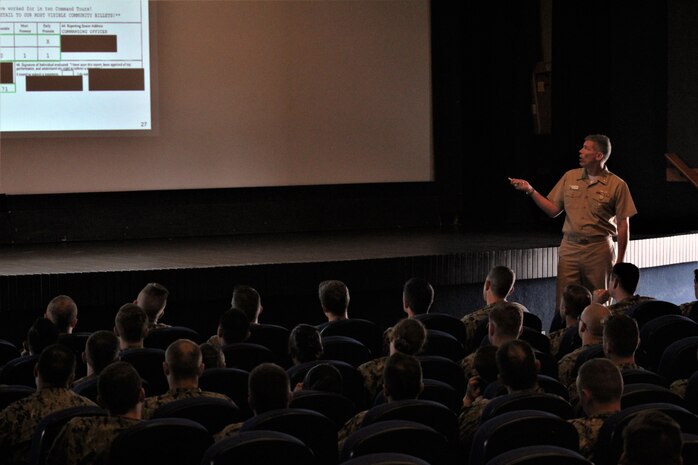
[169,378,199,390]
[120,340,144,351]
[585,400,620,417]
[582,334,602,346]
[610,354,636,367]
[485,294,506,306]
[564,315,578,328]
[118,405,142,421]
[586,163,605,177]
[613,290,634,303]
[328,314,347,322]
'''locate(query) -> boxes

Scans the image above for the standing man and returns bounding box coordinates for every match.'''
[509,134,637,313]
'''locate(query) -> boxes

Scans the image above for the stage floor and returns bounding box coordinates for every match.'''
[0,230,564,276]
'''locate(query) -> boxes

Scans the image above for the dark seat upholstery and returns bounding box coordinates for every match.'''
[519,327,551,354]
[201,430,315,465]
[569,344,605,382]
[247,323,291,368]
[222,342,276,371]
[627,300,681,329]
[0,339,20,367]
[288,360,368,411]
[361,399,459,447]
[119,348,168,395]
[622,368,668,387]
[684,370,698,415]
[621,383,685,409]
[522,312,543,332]
[416,355,466,399]
[143,326,201,350]
[320,319,384,358]
[150,396,242,435]
[480,392,574,422]
[0,384,35,411]
[339,419,450,465]
[537,375,570,401]
[341,452,430,465]
[414,313,466,345]
[73,377,153,402]
[58,332,91,379]
[483,445,592,465]
[107,418,213,465]
[658,336,698,383]
[198,367,252,420]
[241,407,338,465]
[555,325,582,361]
[420,330,465,361]
[372,378,461,413]
[469,410,579,465]
[682,433,698,465]
[0,354,40,388]
[594,403,698,465]
[637,315,698,371]
[534,350,559,380]
[321,336,372,367]
[290,390,356,430]
[29,405,107,465]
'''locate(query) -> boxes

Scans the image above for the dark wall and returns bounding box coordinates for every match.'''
[1,0,695,245]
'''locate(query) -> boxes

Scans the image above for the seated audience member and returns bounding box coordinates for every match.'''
[558,303,610,387]
[135,283,170,330]
[142,339,233,418]
[549,284,591,358]
[22,317,60,356]
[317,280,350,331]
[338,352,424,444]
[288,324,324,366]
[462,266,516,352]
[619,410,683,465]
[358,318,427,401]
[232,285,263,324]
[569,358,623,461]
[46,362,144,465]
[215,363,292,439]
[0,344,96,465]
[45,295,79,335]
[213,309,251,347]
[298,363,343,394]
[114,303,149,351]
[593,262,653,316]
[73,330,120,386]
[603,314,642,371]
[200,342,226,370]
[680,269,698,320]
[460,301,524,380]
[458,345,499,449]
[402,278,435,318]
[458,340,541,452]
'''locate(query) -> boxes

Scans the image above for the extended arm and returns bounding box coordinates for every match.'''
[508,178,563,218]
[616,217,629,264]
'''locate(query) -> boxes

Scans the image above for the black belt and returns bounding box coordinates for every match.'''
[563,234,610,245]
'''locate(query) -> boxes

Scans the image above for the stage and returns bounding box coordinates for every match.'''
[0,230,696,345]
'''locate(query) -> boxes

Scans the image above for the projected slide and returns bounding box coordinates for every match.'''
[0,0,150,132]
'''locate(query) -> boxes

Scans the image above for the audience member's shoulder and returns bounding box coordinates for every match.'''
[215,421,244,441]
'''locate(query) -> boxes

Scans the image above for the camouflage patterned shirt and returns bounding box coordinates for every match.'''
[142,387,233,419]
[0,387,96,465]
[458,352,478,382]
[568,412,617,460]
[46,415,139,465]
[457,396,490,452]
[671,378,688,398]
[337,409,368,449]
[558,344,591,388]
[548,327,565,358]
[357,356,388,402]
[608,295,654,316]
[461,303,497,352]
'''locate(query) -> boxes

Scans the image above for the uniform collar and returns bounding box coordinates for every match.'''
[579,166,611,185]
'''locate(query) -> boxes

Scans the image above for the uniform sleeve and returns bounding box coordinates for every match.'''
[613,180,637,219]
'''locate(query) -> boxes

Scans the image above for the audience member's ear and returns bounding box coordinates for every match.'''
[534,359,541,374]
[70,318,78,329]
[248,394,255,413]
[113,326,120,337]
[382,383,391,400]
[138,387,145,403]
[418,381,424,396]
[162,361,170,376]
[196,362,204,377]
[82,352,88,364]
[506,285,515,298]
